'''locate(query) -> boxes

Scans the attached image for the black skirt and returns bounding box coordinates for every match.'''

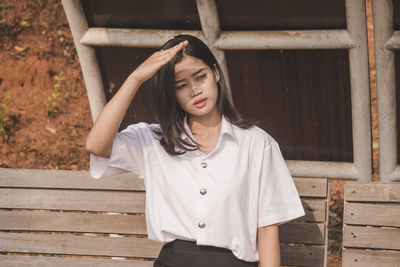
[153,239,259,267]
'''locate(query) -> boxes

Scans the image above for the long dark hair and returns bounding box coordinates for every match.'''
[152,34,254,155]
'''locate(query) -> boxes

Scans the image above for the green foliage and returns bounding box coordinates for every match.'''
[32,71,65,117]
[45,91,60,116]
[54,74,66,83]
[53,73,65,89]
[44,71,65,116]
[0,3,9,30]
[0,94,11,142]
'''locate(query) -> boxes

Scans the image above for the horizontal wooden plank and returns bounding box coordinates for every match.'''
[0,255,154,267]
[342,248,400,267]
[0,249,327,267]
[280,244,325,267]
[0,168,145,191]
[0,188,145,212]
[293,178,328,198]
[0,245,325,267]
[0,232,161,258]
[0,232,325,264]
[344,202,400,227]
[0,212,325,246]
[343,225,400,250]
[0,211,323,245]
[345,182,400,202]
[0,247,325,267]
[280,223,326,245]
[301,199,327,223]
[0,190,326,221]
[0,169,327,198]
[0,210,147,234]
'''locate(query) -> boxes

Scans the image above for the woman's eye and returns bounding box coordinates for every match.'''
[196,74,207,81]
[176,84,187,90]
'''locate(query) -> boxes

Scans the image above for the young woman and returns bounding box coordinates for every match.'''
[86,35,305,267]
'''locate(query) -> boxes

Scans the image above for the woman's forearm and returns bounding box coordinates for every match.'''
[85,74,142,157]
[257,223,280,267]
[85,40,188,158]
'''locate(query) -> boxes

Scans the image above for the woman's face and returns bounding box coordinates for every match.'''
[174,55,220,119]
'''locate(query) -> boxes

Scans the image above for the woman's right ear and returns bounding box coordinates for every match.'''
[213,64,221,82]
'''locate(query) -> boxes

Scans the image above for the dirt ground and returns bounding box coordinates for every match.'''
[0,1,379,266]
[0,0,91,170]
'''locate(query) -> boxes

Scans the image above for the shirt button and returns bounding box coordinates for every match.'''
[198,221,205,228]
[200,188,207,195]
[201,162,208,168]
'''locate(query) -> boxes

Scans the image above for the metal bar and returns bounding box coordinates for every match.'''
[345,0,372,181]
[196,0,233,103]
[61,0,106,122]
[81,28,356,50]
[196,0,220,42]
[80,28,205,47]
[385,31,400,50]
[215,30,355,50]
[324,183,329,267]
[374,0,398,181]
[287,161,359,180]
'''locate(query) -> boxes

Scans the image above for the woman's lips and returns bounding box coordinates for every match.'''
[194,98,207,108]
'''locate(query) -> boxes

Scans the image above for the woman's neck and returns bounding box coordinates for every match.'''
[188,109,222,138]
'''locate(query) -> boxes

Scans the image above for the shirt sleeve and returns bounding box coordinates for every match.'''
[89,123,153,179]
[257,141,305,228]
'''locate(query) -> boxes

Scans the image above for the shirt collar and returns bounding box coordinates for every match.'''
[182,114,238,145]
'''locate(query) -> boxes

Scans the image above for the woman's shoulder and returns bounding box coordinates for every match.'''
[233,123,278,147]
[121,122,162,138]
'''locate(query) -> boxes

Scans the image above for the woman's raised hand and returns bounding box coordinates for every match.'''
[131,40,188,84]
[85,40,188,157]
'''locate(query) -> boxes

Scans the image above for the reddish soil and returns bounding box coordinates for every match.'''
[0,1,379,267]
[0,0,91,170]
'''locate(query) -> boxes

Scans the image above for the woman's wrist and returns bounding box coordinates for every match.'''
[113,73,143,99]
[129,72,145,87]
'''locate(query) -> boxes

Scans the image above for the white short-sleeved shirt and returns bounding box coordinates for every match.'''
[90,115,305,262]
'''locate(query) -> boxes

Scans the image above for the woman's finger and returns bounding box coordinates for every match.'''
[167,41,188,57]
[160,40,188,54]
[154,41,188,64]
[130,41,188,83]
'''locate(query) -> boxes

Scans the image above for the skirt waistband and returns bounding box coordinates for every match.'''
[155,239,259,267]
[163,239,232,254]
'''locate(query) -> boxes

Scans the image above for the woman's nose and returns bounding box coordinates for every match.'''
[190,85,202,97]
